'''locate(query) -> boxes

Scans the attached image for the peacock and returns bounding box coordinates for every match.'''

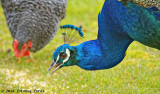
[48,0,160,74]
[1,0,67,59]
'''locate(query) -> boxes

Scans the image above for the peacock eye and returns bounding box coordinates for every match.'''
[60,53,67,59]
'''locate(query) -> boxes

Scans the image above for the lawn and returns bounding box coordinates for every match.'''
[0,0,160,94]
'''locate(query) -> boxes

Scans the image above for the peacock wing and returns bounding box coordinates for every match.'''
[119,0,160,19]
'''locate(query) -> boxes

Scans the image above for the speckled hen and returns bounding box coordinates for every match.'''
[1,0,67,58]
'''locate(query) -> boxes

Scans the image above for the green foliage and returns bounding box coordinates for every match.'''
[0,0,160,93]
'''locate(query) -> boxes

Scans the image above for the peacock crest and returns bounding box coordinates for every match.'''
[60,24,84,44]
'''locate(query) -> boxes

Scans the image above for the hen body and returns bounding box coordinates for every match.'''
[1,0,67,52]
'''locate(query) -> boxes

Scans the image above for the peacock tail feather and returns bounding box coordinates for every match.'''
[119,0,160,11]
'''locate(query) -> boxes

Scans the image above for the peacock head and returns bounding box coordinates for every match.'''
[48,44,80,74]
[48,24,84,74]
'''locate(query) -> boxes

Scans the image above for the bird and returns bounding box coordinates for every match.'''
[48,0,160,74]
[1,0,67,59]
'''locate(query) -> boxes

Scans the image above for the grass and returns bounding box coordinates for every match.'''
[0,0,160,93]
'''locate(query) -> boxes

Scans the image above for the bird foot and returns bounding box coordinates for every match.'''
[16,54,36,63]
[25,58,36,63]
[27,53,36,63]
[17,57,21,63]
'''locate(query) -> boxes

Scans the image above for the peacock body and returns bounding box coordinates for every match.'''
[48,0,160,74]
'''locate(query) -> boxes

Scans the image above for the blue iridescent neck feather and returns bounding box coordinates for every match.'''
[74,0,160,70]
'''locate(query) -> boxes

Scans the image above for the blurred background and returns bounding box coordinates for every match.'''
[0,0,160,93]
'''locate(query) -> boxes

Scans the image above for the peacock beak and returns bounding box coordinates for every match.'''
[48,60,64,75]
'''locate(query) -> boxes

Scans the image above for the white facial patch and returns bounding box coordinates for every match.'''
[63,49,70,63]
[56,55,60,63]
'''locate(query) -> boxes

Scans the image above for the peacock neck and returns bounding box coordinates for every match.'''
[76,31,133,70]
[75,0,134,70]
